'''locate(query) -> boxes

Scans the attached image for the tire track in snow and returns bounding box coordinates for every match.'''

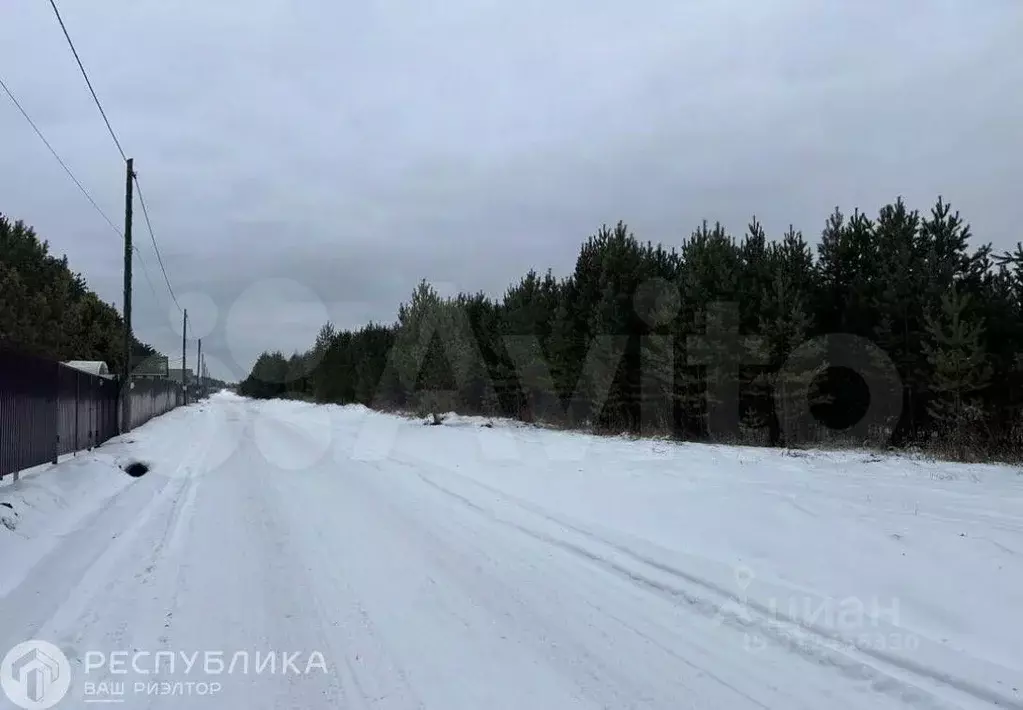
[342,455,885,710]
[409,465,1021,710]
[19,405,224,669]
[248,405,425,710]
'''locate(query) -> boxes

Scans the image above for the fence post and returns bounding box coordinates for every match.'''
[88,377,95,450]
[51,368,58,465]
[74,372,80,453]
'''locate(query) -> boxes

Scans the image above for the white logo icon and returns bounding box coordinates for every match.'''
[1,641,72,709]
[712,565,768,653]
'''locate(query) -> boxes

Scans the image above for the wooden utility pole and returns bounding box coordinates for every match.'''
[121,157,135,433]
[182,309,188,405]
[197,338,202,399]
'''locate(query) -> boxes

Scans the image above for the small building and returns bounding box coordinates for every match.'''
[63,360,113,378]
[166,367,194,385]
[132,354,170,379]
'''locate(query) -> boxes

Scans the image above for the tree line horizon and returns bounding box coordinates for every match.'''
[18,196,1020,461]
[241,196,1023,461]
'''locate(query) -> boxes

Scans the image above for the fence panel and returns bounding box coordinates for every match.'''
[56,365,79,455]
[0,349,59,477]
[77,371,97,451]
[127,378,184,431]
[1,350,183,480]
[55,366,120,455]
[95,376,119,445]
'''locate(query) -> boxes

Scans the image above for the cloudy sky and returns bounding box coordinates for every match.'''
[1,0,1020,381]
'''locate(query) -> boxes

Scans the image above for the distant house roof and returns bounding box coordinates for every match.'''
[133,354,169,376]
[63,360,111,377]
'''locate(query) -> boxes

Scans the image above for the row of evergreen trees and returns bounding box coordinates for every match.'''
[239,197,1023,459]
[0,213,159,371]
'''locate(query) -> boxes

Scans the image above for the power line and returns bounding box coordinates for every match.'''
[1,72,174,346]
[47,0,126,161]
[133,246,164,309]
[2,72,171,350]
[0,73,122,238]
[45,0,185,329]
[133,177,181,313]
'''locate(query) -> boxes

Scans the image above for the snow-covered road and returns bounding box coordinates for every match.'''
[1,392,1021,710]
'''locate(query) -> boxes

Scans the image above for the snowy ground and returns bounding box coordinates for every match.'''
[1,392,1021,710]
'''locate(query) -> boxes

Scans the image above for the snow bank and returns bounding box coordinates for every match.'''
[306,400,1023,692]
[0,453,133,597]
[0,399,224,598]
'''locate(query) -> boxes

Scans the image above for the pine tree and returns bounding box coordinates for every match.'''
[678,222,742,438]
[391,280,446,417]
[922,286,992,455]
[501,271,559,421]
[757,275,818,444]
[638,285,681,435]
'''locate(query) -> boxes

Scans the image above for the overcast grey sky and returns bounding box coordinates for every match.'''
[1,1,1021,381]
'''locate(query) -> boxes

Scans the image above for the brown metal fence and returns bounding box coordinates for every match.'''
[126,378,183,431]
[1,347,184,480]
[55,364,120,456]
[0,349,60,478]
